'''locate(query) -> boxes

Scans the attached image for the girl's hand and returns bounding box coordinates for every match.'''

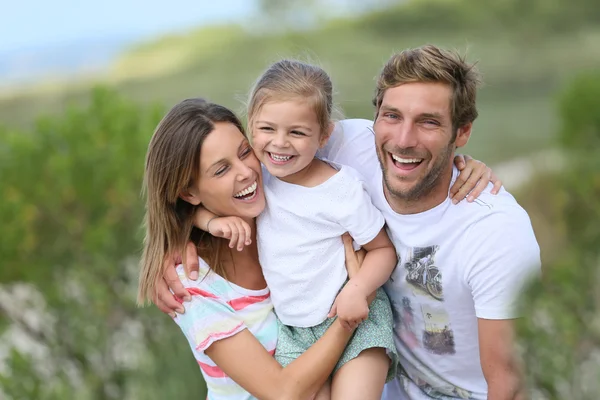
[450,154,502,204]
[207,216,252,251]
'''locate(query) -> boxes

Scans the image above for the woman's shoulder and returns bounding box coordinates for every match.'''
[175,257,229,298]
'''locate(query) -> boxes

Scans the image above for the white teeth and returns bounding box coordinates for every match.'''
[391,154,423,164]
[270,153,292,162]
[234,181,257,198]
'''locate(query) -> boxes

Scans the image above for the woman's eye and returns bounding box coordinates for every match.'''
[240,147,252,157]
[215,166,228,176]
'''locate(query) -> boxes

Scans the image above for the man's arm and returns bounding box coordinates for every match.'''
[463,205,541,399]
[478,318,526,400]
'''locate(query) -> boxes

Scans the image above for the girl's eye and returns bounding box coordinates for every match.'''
[259,126,274,131]
[291,130,306,136]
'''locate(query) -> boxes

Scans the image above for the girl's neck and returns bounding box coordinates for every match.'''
[277,158,337,188]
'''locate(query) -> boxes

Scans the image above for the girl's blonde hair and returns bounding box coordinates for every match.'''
[247,59,339,136]
[138,98,245,305]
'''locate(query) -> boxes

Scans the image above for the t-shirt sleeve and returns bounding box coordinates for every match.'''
[174,284,246,352]
[463,208,541,320]
[317,119,380,182]
[335,170,386,246]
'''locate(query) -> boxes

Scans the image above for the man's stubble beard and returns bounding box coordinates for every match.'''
[378,143,455,203]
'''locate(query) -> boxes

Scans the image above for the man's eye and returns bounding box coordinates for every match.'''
[384,113,398,119]
[240,148,252,157]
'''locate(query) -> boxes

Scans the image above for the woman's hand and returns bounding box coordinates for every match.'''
[450,154,502,204]
[328,233,371,331]
[341,233,366,280]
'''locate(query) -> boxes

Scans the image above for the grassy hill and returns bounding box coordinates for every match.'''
[1,1,599,164]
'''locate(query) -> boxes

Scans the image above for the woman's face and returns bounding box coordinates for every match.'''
[185,122,265,220]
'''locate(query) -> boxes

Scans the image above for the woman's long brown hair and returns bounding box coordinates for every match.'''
[138,98,245,305]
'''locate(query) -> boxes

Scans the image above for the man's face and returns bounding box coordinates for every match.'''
[373,82,471,203]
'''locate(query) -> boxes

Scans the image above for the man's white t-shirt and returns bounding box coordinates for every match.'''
[319,119,541,399]
[257,163,385,327]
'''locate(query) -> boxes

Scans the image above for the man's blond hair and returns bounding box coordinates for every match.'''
[374,45,482,132]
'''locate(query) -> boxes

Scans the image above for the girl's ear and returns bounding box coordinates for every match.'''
[179,188,202,205]
[319,122,335,148]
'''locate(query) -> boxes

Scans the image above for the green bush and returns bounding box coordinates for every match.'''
[0,88,206,399]
[517,71,600,399]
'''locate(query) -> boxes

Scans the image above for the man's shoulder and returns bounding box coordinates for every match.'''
[456,187,539,259]
[460,187,531,225]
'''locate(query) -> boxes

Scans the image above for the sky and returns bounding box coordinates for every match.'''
[0,0,255,53]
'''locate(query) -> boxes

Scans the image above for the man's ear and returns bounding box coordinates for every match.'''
[319,122,335,148]
[455,122,472,148]
[179,188,202,206]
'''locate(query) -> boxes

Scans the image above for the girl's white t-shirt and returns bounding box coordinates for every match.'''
[257,162,385,327]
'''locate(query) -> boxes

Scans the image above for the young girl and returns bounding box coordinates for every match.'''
[198,60,401,399]
[138,98,365,400]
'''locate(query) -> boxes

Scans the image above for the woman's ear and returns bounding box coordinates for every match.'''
[319,122,335,148]
[179,188,202,206]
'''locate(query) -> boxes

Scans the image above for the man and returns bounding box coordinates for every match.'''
[157,45,540,399]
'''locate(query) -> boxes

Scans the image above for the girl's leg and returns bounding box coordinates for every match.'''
[330,348,389,400]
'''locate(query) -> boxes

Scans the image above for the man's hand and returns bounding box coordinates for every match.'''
[152,241,201,316]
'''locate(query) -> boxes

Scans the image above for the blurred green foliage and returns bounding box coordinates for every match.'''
[0,88,206,399]
[517,71,600,399]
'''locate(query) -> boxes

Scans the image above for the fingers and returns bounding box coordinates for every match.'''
[453,154,466,170]
[466,168,492,202]
[228,224,239,250]
[164,265,191,303]
[242,220,252,246]
[154,278,185,315]
[342,233,360,279]
[327,301,337,319]
[223,220,252,251]
[356,248,366,267]
[449,164,470,199]
[490,172,502,194]
[184,241,200,280]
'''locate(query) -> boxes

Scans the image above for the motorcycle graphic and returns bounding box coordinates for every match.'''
[404,246,443,301]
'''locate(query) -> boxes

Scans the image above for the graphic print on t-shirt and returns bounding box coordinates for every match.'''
[397,296,419,349]
[421,304,455,355]
[402,246,456,355]
[403,246,443,301]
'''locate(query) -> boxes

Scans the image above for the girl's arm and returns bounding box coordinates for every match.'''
[328,228,396,330]
[195,207,252,251]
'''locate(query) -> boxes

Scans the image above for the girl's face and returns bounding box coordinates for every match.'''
[251,99,331,184]
[183,122,266,220]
